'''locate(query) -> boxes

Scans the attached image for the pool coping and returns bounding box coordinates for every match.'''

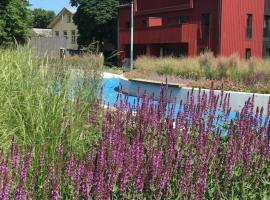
[128,78,185,88]
[103,72,270,97]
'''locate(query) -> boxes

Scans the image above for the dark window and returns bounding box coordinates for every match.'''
[246,48,251,60]
[71,30,76,44]
[266,49,270,57]
[201,14,210,40]
[125,21,131,28]
[55,31,59,37]
[167,16,185,25]
[67,14,72,23]
[264,16,270,38]
[63,31,68,39]
[142,19,147,27]
[246,14,253,39]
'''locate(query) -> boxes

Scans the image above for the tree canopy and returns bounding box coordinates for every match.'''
[0,0,32,46]
[31,8,55,28]
[70,0,130,50]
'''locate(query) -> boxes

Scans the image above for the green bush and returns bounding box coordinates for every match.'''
[157,64,175,75]
[199,52,215,79]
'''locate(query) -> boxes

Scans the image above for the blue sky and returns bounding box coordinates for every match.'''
[29,0,73,13]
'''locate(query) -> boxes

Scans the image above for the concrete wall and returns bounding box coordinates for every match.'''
[120,78,270,112]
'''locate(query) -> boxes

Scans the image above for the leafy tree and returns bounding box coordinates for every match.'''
[0,0,32,46]
[70,0,131,50]
[31,8,55,28]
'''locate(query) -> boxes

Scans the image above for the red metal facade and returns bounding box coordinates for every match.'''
[220,0,264,58]
[118,0,265,63]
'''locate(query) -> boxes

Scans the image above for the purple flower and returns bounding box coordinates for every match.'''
[0,175,8,200]
[44,162,55,197]
[225,150,234,178]
[179,148,193,194]
[52,177,61,200]
[58,141,64,157]
[15,150,32,200]
[73,160,83,198]
[64,151,74,183]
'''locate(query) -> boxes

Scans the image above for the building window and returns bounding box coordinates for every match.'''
[55,31,59,37]
[201,14,210,40]
[67,14,72,23]
[266,48,270,57]
[264,16,270,38]
[246,48,251,60]
[142,19,147,27]
[167,16,185,25]
[246,14,253,39]
[125,21,131,28]
[63,31,68,39]
[71,30,76,44]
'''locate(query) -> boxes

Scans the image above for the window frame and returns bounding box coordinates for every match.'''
[125,21,131,28]
[264,15,270,38]
[167,16,185,26]
[71,30,76,44]
[246,14,253,39]
[55,31,59,37]
[67,14,72,23]
[142,19,147,28]
[201,13,210,41]
[63,31,68,39]
[245,48,251,60]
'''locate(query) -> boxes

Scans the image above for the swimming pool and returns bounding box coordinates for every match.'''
[102,77,242,125]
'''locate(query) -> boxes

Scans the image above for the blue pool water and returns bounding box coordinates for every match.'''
[102,78,240,123]
[102,78,135,107]
[102,78,268,130]
[102,77,181,112]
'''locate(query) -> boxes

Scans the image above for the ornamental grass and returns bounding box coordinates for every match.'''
[132,53,270,94]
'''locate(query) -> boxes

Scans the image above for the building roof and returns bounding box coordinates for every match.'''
[32,28,52,37]
[48,7,77,28]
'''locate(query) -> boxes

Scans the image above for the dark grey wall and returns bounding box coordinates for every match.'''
[263,0,270,57]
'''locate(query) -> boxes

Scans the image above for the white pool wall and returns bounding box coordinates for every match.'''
[119,78,270,112]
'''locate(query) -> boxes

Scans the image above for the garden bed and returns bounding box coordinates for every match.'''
[125,53,270,94]
[1,49,270,199]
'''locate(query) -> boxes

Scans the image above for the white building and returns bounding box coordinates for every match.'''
[48,7,78,51]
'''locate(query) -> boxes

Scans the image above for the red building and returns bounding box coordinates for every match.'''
[118,0,267,64]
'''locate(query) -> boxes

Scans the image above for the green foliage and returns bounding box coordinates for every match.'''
[31,8,55,28]
[0,47,102,162]
[70,0,131,48]
[157,64,175,75]
[0,0,32,46]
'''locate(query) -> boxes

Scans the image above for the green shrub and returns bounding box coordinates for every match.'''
[216,58,229,79]
[198,53,214,79]
[157,64,174,75]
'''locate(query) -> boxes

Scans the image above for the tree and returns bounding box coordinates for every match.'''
[0,0,32,46]
[70,0,130,50]
[31,8,55,28]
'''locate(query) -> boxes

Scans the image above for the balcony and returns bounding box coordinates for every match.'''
[135,0,193,15]
[119,23,197,45]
